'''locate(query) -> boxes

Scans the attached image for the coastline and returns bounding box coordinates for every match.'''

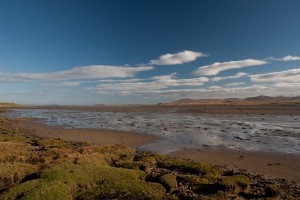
[2,116,300,185]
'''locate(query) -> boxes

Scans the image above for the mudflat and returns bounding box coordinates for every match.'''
[1,118,158,148]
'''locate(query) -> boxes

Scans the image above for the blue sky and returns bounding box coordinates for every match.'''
[1,0,300,105]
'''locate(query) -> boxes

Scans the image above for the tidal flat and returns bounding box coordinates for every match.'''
[1,105,300,199]
[6,107,300,154]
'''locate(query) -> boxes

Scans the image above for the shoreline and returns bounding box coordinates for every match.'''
[2,116,300,185]
[2,117,158,148]
[169,147,300,184]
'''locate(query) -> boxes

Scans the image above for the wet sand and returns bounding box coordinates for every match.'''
[169,148,300,184]
[2,118,158,147]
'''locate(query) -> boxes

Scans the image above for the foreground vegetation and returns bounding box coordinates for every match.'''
[0,118,297,199]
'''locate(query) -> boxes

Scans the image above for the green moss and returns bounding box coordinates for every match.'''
[0,135,30,143]
[177,174,210,185]
[39,138,71,149]
[115,160,144,170]
[135,150,166,164]
[216,175,250,194]
[0,128,19,135]
[0,141,39,191]
[0,153,166,200]
[0,180,40,200]
[0,163,38,191]
[159,174,177,192]
[158,159,223,176]
[0,132,287,199]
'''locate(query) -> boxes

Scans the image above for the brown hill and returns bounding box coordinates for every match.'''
[161,96,300,106]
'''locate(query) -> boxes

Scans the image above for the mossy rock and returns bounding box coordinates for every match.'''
[265,184,280,198]
[177,174,210,185]
[115,160,143,169]
[1,159,166,200]
[134,150,166,164]
[216,175,250,194]
[158,159,222,176]
[159,174,177,193]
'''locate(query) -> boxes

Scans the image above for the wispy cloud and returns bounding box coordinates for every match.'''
[267,55,300,61]
[41,81,81,87]
[97,78,143,83]
[87,73,210,94]
[250,68,300,82]
[224,82,245,87]
[0,65,154,82]
[149,50,207,65]
[144,84,297,99]
[211,72,248,82]
[193,59,268,76]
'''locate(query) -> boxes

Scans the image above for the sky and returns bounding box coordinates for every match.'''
[1,0,300,105]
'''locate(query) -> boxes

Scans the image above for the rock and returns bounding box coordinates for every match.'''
[265,184,280,198]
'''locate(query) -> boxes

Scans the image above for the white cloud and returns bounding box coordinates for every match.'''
[193,59,268,76]
[151,73,209,86]
[250,68,300,82]
[268,55,300,61]
[224,82,245,87]
[274,82,300,87]
[211,72,248,82]
[149,50,207,65]
[97,78,143,83]
[42,81,81,87]
[88,73,210,94]
[0,65,154,82]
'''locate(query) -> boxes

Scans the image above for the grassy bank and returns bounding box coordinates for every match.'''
[0,118,297,199]
[0,103,24,110]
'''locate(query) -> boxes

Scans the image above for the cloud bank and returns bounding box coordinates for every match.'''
[193,59,268,76]
[0,65,154,82]
[251,68,300,82]
[211,72,248,82]
[149,50,207,65]
[88,73,210,94]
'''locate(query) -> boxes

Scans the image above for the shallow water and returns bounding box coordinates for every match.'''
[6,109,300,154]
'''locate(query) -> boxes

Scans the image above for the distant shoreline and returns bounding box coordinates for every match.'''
[9,104,300,115]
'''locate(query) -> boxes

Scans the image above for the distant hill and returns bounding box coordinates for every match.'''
[160,96,300,106]
[0,102,23,108]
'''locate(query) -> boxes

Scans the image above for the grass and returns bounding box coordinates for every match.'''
[0,123,285,199]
